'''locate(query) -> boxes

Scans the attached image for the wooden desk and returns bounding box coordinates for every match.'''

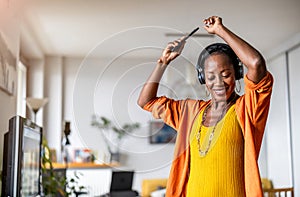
[51,162,119,169]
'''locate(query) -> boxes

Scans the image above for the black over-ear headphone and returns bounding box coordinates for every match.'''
[196,43,244,85]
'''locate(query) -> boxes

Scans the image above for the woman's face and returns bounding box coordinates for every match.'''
[204,53,236,102]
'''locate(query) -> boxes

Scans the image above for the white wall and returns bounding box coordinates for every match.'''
[26,58,46,125]
[265,34,300,196]
[288,45,300,196]
[0,0,21,176]
[266,54,292,186]
[0,1,24,194]
[44,56,63,161]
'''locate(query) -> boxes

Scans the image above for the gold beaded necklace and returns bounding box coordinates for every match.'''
[196,94,238,156]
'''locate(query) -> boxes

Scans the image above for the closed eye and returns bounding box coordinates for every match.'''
[207,75,215,81]
[221,71,232,78]
[222,74,231,78]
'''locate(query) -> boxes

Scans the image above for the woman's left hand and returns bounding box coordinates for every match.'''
[203,16,223,34]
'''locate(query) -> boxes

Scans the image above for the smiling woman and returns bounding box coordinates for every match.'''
[138,16,273,197]
[197,43,242,103]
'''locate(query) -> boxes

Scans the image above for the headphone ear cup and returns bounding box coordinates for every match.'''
[197,69,205,84]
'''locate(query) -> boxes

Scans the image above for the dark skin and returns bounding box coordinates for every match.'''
[138,16,267,126]
[203,16,267,83]
[202,53,237,126]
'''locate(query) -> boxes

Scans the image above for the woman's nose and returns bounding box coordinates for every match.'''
[215,75,223,85]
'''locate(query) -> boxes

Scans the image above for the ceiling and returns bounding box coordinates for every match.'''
[21,0,300,59]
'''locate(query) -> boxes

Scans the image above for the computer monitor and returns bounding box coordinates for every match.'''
[110,171,134,192]
[2,116,43,197]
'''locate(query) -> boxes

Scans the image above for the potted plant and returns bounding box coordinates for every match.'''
[41,138,86,196]
[91,115,140,162]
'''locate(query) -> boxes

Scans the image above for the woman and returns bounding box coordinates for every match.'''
[138,16,273,197]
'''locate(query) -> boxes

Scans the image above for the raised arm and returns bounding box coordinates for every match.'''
[203,16,267,84]
[137,37,186,108]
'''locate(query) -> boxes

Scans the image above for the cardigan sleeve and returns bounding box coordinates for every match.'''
[236,72,273,197]
[142,96,187,130]
[236,71,274,156]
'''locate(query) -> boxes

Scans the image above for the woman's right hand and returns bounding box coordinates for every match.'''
[158,36,186,66]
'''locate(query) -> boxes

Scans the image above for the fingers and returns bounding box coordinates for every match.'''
[160,37,186,65]
[172,37,186,52]
[203,16,222,27]
[165,37,186,52]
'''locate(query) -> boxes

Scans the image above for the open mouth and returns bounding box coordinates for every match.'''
[213,88,226,96]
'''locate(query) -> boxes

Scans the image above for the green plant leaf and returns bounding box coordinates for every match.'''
[91,115,140,142]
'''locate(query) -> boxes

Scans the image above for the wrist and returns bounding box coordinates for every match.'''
[215,25,227,38]
[158,57,170,67]
[157,60,168,69]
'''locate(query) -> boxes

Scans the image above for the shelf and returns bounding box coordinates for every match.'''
[46,162,119,169]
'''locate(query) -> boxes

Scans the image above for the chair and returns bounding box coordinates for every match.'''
[263,187,294,197]
[261,178,274,190]
[141,178,168,197]
[74,191,89,197]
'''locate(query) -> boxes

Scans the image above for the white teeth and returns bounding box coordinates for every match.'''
[214,89,226,94]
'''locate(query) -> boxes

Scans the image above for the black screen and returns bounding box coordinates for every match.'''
[21,126,42,196]
[1,116,42,197]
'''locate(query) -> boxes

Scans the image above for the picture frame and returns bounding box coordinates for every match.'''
[0,32,17,96]
[74,148,95,163]
[149,121,177,144]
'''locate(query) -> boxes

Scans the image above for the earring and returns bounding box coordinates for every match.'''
[235,80,241,93]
